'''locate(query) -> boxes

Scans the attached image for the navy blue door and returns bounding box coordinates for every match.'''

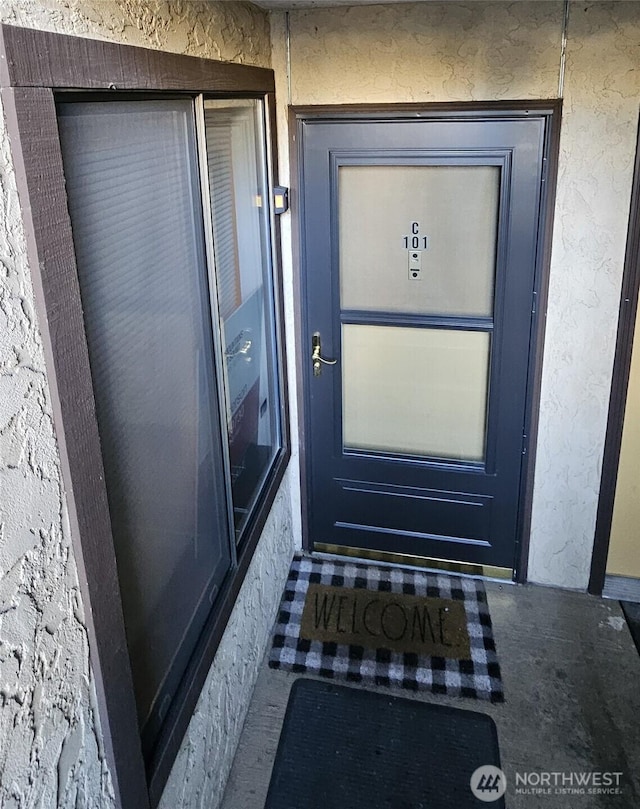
[300,113,549,572]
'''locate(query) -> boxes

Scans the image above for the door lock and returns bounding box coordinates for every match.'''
[311,332,337,376]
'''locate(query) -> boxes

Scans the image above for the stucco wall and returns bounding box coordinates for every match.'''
[0,3,295,809]
[0,93,113,806]
[286,1,563,103]
[0,75,115,809]
[528,1,640,588]
[272,0,640,590]
[0,0,271,64]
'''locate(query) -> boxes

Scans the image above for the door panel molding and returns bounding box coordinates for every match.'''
[336,478,490,505]
[334,523,492,547]
[290,101,562,582]
[335,478,493,546]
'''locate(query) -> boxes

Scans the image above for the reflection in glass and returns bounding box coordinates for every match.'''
[204,99,281,537]
[343,325,491,461]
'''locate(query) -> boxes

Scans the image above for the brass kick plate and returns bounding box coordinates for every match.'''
[314,543,513,581]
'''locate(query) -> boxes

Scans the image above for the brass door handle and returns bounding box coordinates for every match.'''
[311,332,337,376]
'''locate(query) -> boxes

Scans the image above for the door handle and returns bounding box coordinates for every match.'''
[311,332,337,376]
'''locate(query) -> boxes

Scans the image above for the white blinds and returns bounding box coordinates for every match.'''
[57,100,231,733]
[206,117,241,321]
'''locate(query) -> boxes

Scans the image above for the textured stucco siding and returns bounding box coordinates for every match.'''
[528,2,640,588]
[272,0,640,591]
[0,0,271,66]
[0,93,114,809]
[0,3,288,809]
[287,1,564,103]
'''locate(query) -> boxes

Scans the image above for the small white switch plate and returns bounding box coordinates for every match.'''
[408,250,422,280]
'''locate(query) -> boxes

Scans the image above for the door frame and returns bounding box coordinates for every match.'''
[589,114,640,596]
[289,101,562,583]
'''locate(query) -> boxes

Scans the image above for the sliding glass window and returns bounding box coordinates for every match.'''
[203,99,281,538]
[56,95,284,752]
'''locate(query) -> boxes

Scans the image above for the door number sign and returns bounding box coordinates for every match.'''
[403,221,428,280]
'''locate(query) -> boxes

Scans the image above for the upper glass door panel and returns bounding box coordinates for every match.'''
[339,164,500,317]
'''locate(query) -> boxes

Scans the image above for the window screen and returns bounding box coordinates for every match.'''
[57,100,232,744]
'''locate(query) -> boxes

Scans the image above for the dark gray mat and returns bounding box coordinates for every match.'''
[621,601,640,656]
[264,678,504,809]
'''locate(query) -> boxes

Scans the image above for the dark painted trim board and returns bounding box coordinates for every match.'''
[516,100,563,583]
[0,22,274,92]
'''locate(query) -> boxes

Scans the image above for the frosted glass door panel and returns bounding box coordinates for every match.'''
[340,165,499,317]
[343,325,490,461]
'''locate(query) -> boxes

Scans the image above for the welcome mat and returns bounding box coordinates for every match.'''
[265,679,505,809]
[269,555,504,703]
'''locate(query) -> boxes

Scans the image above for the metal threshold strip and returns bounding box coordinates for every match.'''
[314,543,513,581]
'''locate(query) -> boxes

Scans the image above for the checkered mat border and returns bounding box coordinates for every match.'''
[269,555,504,703]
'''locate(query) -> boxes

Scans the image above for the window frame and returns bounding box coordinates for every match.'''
[0,24,290,808]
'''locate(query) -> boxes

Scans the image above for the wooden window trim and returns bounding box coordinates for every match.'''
[0,24,290,809]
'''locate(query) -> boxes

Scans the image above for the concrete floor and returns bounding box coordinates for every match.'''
[220,578,640,809]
